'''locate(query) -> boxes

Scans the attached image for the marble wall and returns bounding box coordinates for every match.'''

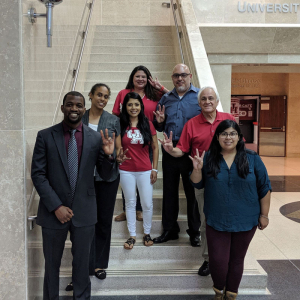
[191,0,300,24]
[0,0,27,299]
[211,65,232,113]
[286,74,300,157]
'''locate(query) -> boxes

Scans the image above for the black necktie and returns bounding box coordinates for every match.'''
[68,129,78,199]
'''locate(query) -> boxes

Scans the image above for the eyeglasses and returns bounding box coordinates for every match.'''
[172,73,190,79]
[219,132,238,138]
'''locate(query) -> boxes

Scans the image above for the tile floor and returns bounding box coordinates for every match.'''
[58,157,300,299]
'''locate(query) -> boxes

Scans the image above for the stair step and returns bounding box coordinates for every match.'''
[90,45,174,55]
[28,251,267,296]
[93,32,172,40]
[28,215,191,242]
[83,80,173,92]
[91,38,174,47]
[85,71,171,81]
[88,53,176,63]
[93,26,172,33]
[29,237,201,271]
[87,62,176,72]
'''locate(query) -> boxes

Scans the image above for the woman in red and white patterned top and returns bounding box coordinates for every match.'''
[113,65,168,222]
[119,92,159,249]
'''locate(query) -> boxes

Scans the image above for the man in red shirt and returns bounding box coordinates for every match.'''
[159,86,235,277]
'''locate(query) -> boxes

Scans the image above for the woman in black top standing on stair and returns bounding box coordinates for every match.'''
[65,83,128,291]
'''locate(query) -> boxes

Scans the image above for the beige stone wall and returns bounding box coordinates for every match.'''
[92,0,172,26]
[232,72,300,157]
[286,74,300,157]
[0,0,27,299]
[192,0,300,24]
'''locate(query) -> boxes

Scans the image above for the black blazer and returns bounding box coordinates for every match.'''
[31,122,113,229]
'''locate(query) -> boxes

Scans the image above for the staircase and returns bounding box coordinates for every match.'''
[28,26,267,298]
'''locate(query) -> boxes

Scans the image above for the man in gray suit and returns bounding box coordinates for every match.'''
[31,91,115,300]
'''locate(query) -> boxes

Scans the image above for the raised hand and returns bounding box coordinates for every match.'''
[153,104,165,124]
[100,129,115,155]
[148,76,162,91]
[158,131,173,153]
[116,147,131,164]
[189,149,205,171]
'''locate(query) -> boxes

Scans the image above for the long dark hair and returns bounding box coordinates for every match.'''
[125,65,159,102]
[206,119,249,179]
[120,92,152,147]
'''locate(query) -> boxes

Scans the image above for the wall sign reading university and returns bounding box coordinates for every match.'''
[238,2,299,13]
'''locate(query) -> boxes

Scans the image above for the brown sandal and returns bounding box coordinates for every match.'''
[124,237,136,250]
[143,234,153,246]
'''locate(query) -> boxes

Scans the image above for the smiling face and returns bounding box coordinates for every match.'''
[133,70,147,90]
[217,127,239,152]
[61,95,86,127]
[198,88,218,114]
[172,64,192,96]
[89,86,109,110]
[126,98,141,118]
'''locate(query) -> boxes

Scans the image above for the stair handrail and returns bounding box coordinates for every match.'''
[27,0,96,227]
[170,0,184,64]
[170,0,199,85]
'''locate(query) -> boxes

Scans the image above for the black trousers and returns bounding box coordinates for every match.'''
[89,176,119,272]
[42,222,94,300]
[162,148,200,236]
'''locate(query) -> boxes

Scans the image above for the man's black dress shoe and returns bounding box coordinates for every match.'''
[95,269,106,280]
[190,235,200,247]
[153,231,179,243]
[198,260,210,276]
[65,281,73,291]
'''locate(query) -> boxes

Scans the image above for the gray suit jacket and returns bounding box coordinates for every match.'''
[82,109,120,182]
[31,122,113,229]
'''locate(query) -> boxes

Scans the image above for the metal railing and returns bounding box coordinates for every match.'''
[170,0,201,87]
[27,0,96,229]
[170,0,184,63]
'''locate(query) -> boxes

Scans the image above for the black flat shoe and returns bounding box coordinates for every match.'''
[65,281,73,291]
[153,231,179,243]
[95,269,106,280]
[198,261,210,276]
[190,235,200,247]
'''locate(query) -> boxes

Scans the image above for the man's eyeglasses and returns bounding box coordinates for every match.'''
[219,132,238,138]
[172,73,190,79]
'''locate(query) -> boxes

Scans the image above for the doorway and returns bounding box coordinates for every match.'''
[259,96,287,157]
[231,95,287,156]
[231,95,259,153]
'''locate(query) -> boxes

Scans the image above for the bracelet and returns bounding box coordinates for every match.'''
[152,169,158,173]
[260,214,269,220]
[160,85,165,92]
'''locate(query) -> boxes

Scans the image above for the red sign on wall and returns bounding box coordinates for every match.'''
[239,100,256,121]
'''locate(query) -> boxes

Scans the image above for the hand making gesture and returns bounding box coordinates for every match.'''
[158,131,174,153]
[189,149,205,171]
[153,104,165,124]
[100,129,115,155]
[148,76,165,91]
[116,147,131,164]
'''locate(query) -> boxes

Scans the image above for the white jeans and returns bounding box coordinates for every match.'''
[119,170,153,236]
